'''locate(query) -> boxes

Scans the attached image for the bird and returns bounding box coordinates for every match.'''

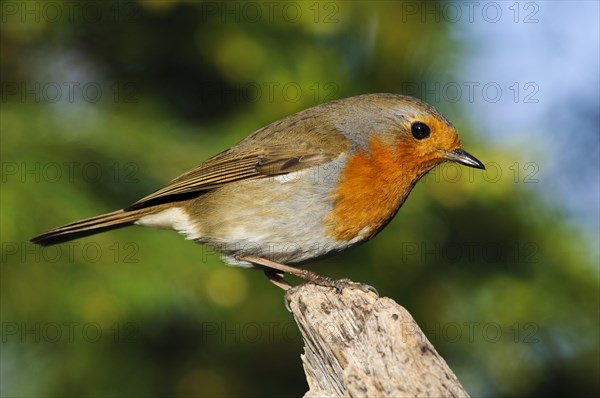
[31,93,484,289]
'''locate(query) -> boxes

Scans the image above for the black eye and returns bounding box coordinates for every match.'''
[411,122,430,140]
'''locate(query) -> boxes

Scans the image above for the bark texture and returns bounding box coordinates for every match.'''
[286,283,469,398]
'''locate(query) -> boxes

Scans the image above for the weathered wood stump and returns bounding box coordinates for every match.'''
[286,283,469,398]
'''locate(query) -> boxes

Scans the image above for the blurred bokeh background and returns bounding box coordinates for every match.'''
[1,1,598,397]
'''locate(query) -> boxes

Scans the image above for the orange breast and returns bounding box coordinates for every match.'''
[325,135,435,242]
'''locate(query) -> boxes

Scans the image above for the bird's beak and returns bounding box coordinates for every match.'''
[444,148,485,169]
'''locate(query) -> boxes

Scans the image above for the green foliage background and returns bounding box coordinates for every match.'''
[1,1,598,397]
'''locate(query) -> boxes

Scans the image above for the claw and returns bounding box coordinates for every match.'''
[283,285,302,312]
[330,278,379,296]
[283,279,379,313]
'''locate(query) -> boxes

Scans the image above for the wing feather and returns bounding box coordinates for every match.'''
[127,148,340,209]
[127,106,352,210]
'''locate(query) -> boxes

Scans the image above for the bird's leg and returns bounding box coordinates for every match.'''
[240,255,379,296]
[241,255,331,285]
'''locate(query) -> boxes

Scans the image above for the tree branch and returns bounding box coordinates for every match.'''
[286,283,469,398]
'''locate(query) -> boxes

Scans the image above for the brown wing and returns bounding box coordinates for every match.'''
[127,100,354,210]
[126,148,340,210]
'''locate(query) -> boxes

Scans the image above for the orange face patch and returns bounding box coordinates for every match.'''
[325,128,456,242]
[404,115,461,158]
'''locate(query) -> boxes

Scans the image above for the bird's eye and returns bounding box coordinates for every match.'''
[411,122,430,140]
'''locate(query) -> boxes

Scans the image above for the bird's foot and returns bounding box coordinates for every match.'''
[238,255,379,311]
[303,276,379,296]
[283,278,379,312]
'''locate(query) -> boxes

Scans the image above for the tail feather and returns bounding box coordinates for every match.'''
[31,208,152,246]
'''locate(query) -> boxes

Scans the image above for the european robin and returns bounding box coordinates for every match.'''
[31,94,484,288]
